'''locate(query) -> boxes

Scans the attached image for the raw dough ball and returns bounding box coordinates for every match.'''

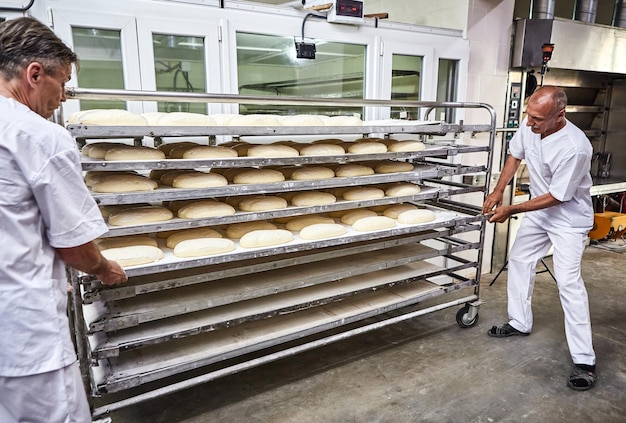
[229,114,281,126]
[299,144,345,156]
[384,183,421,197]
[382,203,418,219]
[166,227,223,249]
[101,245,164,267]
[290,191,337,207]
[397,209,437,224]
[347,142,388,154]
[168,144,202,159]
[157,141,199,156]
[326,115,363,126]
[86,142,129,159]
[239,229,294,248]
[156,112,217,126]
[299,223,347,240]
[91,174,158,193]
[160,170,198,186]
[104,146,166,161]
[226,221,278,239]
[352,216,396,232]
[177,200,236,219]
[285,215,335,231]
[182,145,238,159]
[174,238,236,258]
[340,209,378,225]
[246,144,299,157]
[290,166,335,181]
[75,109,148,126]
[238,195,288,212]
[96,235,158,250]
[334,164,374,178]
[172,172,228,188]
[388,140,426,152]
[233,168,285,184]
[341,187,385,201]
[210,114,240,126]
[140,112,167,126]
[84,170,137,187]
[108,206,174,226]
[280,114,326,126]
[374,160,415,173]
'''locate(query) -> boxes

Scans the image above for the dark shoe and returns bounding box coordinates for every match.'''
[487,323,530,338]
[567,365,596,391]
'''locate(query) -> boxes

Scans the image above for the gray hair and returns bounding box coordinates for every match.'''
[0,17,78,80]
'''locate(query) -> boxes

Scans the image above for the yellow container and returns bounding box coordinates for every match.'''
[589,212,626,240]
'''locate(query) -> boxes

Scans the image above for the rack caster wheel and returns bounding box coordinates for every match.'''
[456,304,479,328]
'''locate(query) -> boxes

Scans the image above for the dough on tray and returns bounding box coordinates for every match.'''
[382,203,418,219]
[157,141,200,157]
[108,206,174,226]
[238,195,288,212]
[239,229,294,248]
[233,168,285,184]
[96,235,158,250]
[156,112,217,126]
[374,160,415,173]
[352,215,397,232]
[290,166,335,181]
[101,245,164,267]
[159,170,198,186]
[333,164,375,177]
[166,227,223,249]
[388,140,426,152]
[74,109,148,126]
[341,187,385,201]
[347,141,388,154]
[326,115,363,126]
[173,237,236,258]
[397,209,437,224]
[340,209,378,225]
[246,144,299,158]
[226,221,278,239]
[280,114,326,126]
[171,172,228,189]
[177,200,236,219]
[299,144,345,156]
[384,183,421,197]
[104,146,166,161]
[299,223,347,240]
[91,174,158,193]
[285,215,335,231]
[228,114,281,126]
[182,145,238,159]
[290,191,337,207]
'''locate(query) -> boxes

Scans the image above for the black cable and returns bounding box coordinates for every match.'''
[0,0,35,12]
[301,12,326,41]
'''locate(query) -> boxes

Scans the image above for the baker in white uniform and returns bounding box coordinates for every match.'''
[482,85,596,391]
[0,17,127,422]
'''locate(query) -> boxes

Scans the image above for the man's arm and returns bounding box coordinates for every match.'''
[482,155,522,214]
[56,241,127,286]
[487,192,562,223]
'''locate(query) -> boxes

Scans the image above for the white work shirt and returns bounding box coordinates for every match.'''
[509,117,593,233]
[0,97,107,377]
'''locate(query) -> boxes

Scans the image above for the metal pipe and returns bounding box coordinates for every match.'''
[532,0,555,19]
[614,0,626,28]
[574,0,598,23]
[92,294,478,418]
[0,0,35,12]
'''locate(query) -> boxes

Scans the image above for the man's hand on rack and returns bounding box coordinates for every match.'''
[486,205,513,223]
[96,260,128,286]
[482,191,503,215]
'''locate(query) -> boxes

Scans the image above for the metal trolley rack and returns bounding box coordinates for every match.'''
[63,89,496,419]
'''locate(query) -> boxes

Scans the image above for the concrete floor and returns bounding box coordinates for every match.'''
[107,245,626,423]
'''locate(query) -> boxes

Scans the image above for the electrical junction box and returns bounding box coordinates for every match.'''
[305,0,364,24]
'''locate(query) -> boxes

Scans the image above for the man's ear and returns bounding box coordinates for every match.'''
[25,62,44,86]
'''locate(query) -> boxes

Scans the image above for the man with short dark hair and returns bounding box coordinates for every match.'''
[0,17,127,422]
[483,85,596,391]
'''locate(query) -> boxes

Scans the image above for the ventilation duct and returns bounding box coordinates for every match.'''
[531,0,555,19]
[615,0,626,28]
[574,0,597,24]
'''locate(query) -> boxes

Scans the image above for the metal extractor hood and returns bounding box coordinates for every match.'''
[511,18,626,74]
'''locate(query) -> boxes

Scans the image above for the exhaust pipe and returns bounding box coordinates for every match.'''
[574,0,598,23]
[532,0,555,19]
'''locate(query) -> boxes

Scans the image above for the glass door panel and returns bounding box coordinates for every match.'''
[390,54,423,120]
[236,32,366,117]
[72,27,125,111]
[436,58,459,123]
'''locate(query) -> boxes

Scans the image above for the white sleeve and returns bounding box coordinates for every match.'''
[549,150,591,202]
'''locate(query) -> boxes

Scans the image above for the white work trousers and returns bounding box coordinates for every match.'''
[0,361,91,423]
[507,217,596,366]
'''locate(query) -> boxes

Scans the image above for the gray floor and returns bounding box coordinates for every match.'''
[107,245,626,423]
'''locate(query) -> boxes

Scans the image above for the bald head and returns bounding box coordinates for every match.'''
[524,86,567,138]
[529,86,567,115]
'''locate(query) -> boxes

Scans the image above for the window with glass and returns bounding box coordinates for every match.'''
[152,34,207,114]
[390,54,422,120]
[236,32,365,117]
[436,59,459,123]
[72,27,125,110]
